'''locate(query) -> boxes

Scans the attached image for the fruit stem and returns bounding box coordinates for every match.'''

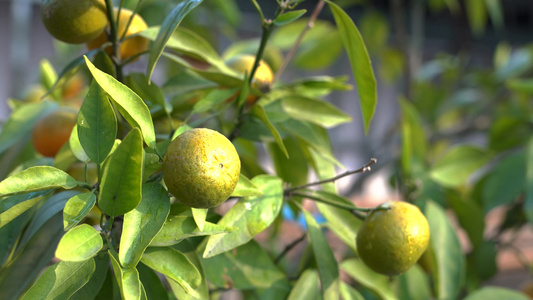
[273,0,325,85]
[104,0,124,81]
[286,158,377,193]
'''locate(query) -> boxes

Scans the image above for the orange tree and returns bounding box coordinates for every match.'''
[0,0,530,299]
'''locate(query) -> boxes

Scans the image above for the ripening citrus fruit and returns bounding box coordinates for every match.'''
[32,108,77,157]
[162,128,241,208]
[226,54,274,92]
[86,8,149,61]
[356,201,430,276]
[41,0,107,44]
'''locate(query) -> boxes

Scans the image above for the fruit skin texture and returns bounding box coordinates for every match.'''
[162,128,241,208]
[86,8,149,61]
[32,108,77,157]
[41,0,107,44]
[356,201,430,276]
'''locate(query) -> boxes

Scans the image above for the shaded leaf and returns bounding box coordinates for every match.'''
[168,240,209,300]
[483,151,525,213]
[281,96,352,128]
[397,265,432,300]
[22,259,95,300]
[341,258,396,300]
[464,287,530,300]
[526,137,533,224]
[99,128,143,217]
[251,105,288,158]
[120,182,170,268]
[109,249,142,300]
[275,10,307,26]
[77,81,117,164]
[70,253,110,300]
[0,190,52,229]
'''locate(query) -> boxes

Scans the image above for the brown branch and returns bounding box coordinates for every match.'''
[274,233,307,264]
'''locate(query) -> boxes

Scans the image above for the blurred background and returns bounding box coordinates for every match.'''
[2,0,533,295]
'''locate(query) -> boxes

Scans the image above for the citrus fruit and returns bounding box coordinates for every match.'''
[32,108,77,157]
[86,8,149,61]
[226,54,274,93]
[41,0,107,44]
[356,201,430,276]
[162,128,241,208]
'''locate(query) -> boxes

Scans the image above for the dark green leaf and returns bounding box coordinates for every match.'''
[399,98,426,174]
[464,287,530,300]
[120,182,170,268]
[469,241,497,280]
[78,81,117,164]
[202,239,289,291]
[326,1,377,134]
[465,0,487,35]
[397,265,432,300]
[274,10,307,26]
[526,137,533,224]
[268,137,308,187]
[141,247,201,296]
[63,193,97,231]
[71,253,110,300]
[341,258,396,300]
[0,101,58,155]
[448,192,484,247]
[302,208,339,299]
[125,73,168,113]
[287,269,321,300]
[430,145,492,187]
[425,201,465,300]
[147,0,204,81]
[22,259,95,300]
[203,175,283,258]
[55,224,103,262]
[0,212,63,299]
[99,128,143,217]
[482,151,525,213]
[137,263,168,300]
[251,104,288,157]
[84,57,156,149]
[281,96,352,128]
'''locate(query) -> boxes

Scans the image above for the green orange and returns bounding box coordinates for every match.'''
[356,201,430,276]
[162,128,241,208]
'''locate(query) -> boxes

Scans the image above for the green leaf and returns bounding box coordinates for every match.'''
[147,0,204,81]
[287,269,320,300]
[0,190,51,229]
[281,96,352,128]
[425,201,465,300]
[192,88,238,114]
[84,57,156,149]
[326,1,377,134]
[167,240,208,300]
[63,192,97,231]
[151,211,234,247]
[464,287,530,300]
[448,192,484,247]
[22,259,95,300]
[202,239,289,291]
[78,81,117,164]
[70,253,110,300]
[274,10,307,26]
[465,0,487,36]
[141,247,201,295]
[55,224,103,262]
[0,212,63,299]
[268,137,308,187]
[399,98,426,174]
[203,175,283,258]
[340,282,364,300]
[526,137,533,224]
[191,208,207,232]
[397,265,432,300]
[109,249,142,300]
[120,182,170,268]
[0,165,77,197]
[302,209,339,299]
[251,105,288,158]
[0,101,58,155]
[69,125,90,163]
[482,151,525,213]
[39,59,58,99]
[125,73,168,114]
[99,128,143,217]
[137,263,169,300]
[231,174,263,197]
[484,0,503,30]
[341,259,396,300]
[429,145,492,187]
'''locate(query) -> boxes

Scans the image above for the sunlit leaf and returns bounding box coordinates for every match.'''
[341,258,396,300]
[109,249,142,300]
[231,174,262,197]
[63,192,96,231]
[55,224,102,262]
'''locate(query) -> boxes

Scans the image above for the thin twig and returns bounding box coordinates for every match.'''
[286,158,377,193]
[272,0,325,85]
[274,233,307,264]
